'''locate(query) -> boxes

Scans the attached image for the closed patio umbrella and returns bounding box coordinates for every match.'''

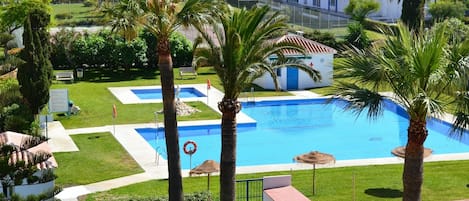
[189,160,220,191]
[294,151,335,195]
[391,146,432,158]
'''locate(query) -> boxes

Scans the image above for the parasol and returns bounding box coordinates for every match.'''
[391,146,432,158]
[189,160,220,191]
[294,151,335,195]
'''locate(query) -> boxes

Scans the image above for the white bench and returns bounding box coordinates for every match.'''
[179,66,197,79]
[55,71,74,82]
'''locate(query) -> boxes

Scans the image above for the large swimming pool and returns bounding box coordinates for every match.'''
[136,98,469,169]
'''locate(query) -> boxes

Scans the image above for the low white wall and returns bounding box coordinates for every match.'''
[263,175,291,190]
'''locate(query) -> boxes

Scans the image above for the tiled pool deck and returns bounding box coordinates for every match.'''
[54,85,469,200]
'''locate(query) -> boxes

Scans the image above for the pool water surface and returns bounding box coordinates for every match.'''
[136,99,469,169]
[131,87,206,100]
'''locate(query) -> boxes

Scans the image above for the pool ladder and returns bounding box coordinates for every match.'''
[246,87,255,103]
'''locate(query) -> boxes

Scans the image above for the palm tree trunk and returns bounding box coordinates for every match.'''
[400,0,425,32]
[219,98,240,201]
[403,119,427,201]
[158,38,183,201]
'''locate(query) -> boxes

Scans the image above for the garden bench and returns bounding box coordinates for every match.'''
[55,71,74,82]
[179,66,197,79]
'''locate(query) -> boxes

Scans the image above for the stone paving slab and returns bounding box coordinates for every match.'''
[47,121,79,152]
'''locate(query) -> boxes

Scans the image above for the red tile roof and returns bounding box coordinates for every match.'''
[274,34,337,55]
[0,131,58,170]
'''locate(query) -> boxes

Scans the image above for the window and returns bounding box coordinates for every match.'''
[312,0,320,7]
[276,68,282,77]
[329,0,336,7]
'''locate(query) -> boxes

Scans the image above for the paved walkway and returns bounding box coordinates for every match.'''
[53,88,469,200]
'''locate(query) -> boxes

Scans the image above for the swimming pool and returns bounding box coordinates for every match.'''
[131,87,206,100]
[136,98,469,169]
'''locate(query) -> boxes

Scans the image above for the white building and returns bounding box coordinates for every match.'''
[253,33,336,90]
[279,0,434,22]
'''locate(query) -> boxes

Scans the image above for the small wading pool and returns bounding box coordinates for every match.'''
[136,98,469,169]
[131,87,206,100]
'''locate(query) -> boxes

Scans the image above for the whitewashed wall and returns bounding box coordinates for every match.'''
[253,53,334,90]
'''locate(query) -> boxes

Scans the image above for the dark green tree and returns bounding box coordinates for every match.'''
[17,8,53,116]
[344,0,380,23]
[400,0,425,31]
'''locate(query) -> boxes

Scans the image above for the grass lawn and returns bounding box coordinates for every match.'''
[51,3,103,26]
[84,160,469,201]
[54,132,143,187]
[51,67,289,129]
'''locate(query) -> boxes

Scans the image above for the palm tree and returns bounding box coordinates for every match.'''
[333,22,469,201]
[194,6,321,201]
[101,0,145,42]
[103,0,220,200]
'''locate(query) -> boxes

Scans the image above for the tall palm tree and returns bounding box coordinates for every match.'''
[334,22,469,201]
[194,6,321,201]
[103,0,220,200]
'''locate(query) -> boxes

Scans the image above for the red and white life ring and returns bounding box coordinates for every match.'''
[183,140,197,155]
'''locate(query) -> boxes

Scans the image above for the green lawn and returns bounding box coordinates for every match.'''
[51,67,289,129]
[84,160,469,201]
[54,132,143,187]
[51,3,104,26]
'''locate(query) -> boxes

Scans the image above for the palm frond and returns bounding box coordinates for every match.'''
[334,82,385,120]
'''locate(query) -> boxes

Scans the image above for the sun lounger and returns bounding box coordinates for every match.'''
[179,66,197,79]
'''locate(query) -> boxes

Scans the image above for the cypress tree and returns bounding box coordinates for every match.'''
[17,8,53,116]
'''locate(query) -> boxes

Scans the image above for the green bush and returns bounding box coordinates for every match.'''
[66,31,148,69]
[429,0,466,21]
[92,191,214,201]
[170,32,193,67]
[303,30,339,49]
[0,79,34,133]
[345,22,371,49]
[140,29,193,68]
[51,29,78,69]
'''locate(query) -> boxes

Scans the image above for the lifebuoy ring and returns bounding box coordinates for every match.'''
[183,140,197,155]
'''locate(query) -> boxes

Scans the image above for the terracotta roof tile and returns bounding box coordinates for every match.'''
[274,34,337,55]
[0,131,57,169]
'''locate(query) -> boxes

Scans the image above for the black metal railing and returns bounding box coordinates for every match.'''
[236,178,263,201]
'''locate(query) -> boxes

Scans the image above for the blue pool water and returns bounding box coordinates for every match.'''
[131,88,205,100]
[136,99,469,169]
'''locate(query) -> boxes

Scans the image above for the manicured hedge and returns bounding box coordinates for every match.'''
[51,29,193,70]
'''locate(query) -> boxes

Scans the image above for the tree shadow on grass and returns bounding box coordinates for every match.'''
[364,188,403,198]
[83,68,159,83]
